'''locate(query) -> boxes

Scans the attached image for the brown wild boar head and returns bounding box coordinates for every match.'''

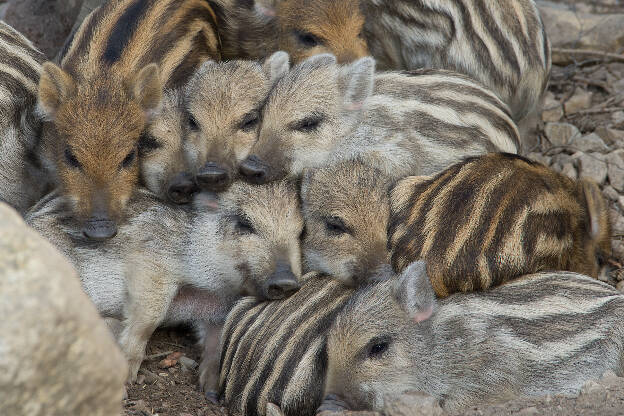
[272,0,368,63]
[37,62,162,241]
[182,52,289,193]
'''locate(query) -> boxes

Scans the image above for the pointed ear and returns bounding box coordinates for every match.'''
[339,57,375,111]
[580,179,611,243]
[390,175,431,213]
[263,51,290,83]
[254,0,278,18]
[303,53,337,70]
[393,260,436,323]
[129,63,162,119]
[37,62,76,120]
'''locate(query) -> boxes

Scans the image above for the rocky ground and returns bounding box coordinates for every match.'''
[5,0,624,415]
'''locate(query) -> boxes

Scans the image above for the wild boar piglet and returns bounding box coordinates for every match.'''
[26,180,303,383]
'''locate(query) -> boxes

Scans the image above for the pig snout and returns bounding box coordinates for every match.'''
[196,162,231,192]
[239,155,270,184]
[82,216,117,241]
[168,172,198,204]
[263,261,300,300]
[317,394,351,413]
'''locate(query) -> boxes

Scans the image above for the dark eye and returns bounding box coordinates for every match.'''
[368,341,389,358]
[239,111,259,132]
[235,215,255,234]
[295,30,321,48]
[64,148,81,169]
[366,336,391,359]
[188,113,199,132]
[138,132,162,156]
[325,217,349,235]
[293,115,324,132]
[121,149,136,169]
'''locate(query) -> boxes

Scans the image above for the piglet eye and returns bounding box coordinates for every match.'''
[240,111,259,132]
[235,215,255,234]
[367,337,391,359]
[295,30,321,48]
[64,148,81,169]
[121,149,136,169]
[325,217,349,236]
[188,113,200,132]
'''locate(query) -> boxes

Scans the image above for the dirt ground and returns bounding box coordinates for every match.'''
[6,0,624,415]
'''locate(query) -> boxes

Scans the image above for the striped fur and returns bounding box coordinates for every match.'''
[26,180,303,382]
[325,263,624,412]
[36,0,221,239]
[360,0,551,136]
[388,153,612,298]
[241,54,520,185]
[215,273,355,416]
[300,159,392,285]
[210,0,368,63]
[0,21,50,214]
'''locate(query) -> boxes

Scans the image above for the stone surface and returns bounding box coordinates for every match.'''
[606,150,624,192]
[564,88,593,114]
[578,153,608,184]
[570,133,610,153]
[541,92,564,122]
[0,203,127,416]
[538,3,624,64]
[526,152,552,166]
[544,122,581,147]
[561,163,578,179]
[603,185,620,201]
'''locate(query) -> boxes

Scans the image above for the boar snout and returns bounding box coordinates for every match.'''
[196,162,231,192]
[264,261,300,300]
[239,155,269,184]
[317,394,351,413]
[82,217,117,241]
[168,172,198,204]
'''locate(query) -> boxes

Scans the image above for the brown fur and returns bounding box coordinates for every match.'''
[214,0,368,63]
[388,153,612,297]
[182,58,275,190]
[301,160,392,285]
[37,0,220,234]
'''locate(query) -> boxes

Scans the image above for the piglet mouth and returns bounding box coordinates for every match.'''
[317,394,352,413]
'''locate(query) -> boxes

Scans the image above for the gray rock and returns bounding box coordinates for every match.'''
[570,133,610,153]
[538,4,624,64]
[612,111,624,125]
[544,123,581,147]
[0,203,127,416]
[526,152,551,166]
[609,209,624,235]
[594,127,624,147]
[602,186,620,201]
[606,150,624,192]
[541,92,564,123]
[564,88,593,114]
[578,153,608,184]
[561,163,577,180]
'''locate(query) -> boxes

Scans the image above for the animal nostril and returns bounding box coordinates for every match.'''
[196,163,230,191]
[239,155,269,184]
[265,262,301,300]
[167,174,198,204]
[318,394,351,412]
[82,218,117,241]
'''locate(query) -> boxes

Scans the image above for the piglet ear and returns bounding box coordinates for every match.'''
[393,260,436,323]
[254,0,278,18]
[338,57,375,111]
[37,62,77,120]
[129,63,163,119]
[263,51,290,83]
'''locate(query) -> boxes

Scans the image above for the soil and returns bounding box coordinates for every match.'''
[6,0,624,415]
